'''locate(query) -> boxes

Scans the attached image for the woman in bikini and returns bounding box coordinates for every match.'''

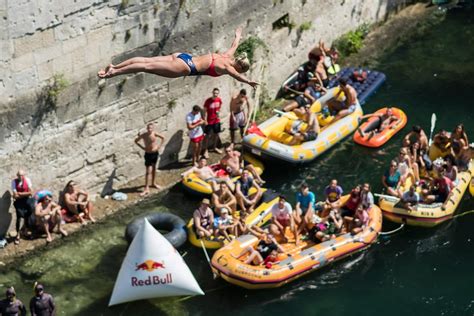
[97,27,259,88]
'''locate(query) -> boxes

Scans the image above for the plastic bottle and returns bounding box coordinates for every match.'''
[322,106,330,118]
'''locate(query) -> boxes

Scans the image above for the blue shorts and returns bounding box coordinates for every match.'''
[177,53,198,76]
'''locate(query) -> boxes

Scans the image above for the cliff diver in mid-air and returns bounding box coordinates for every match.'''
[98,27,259,88]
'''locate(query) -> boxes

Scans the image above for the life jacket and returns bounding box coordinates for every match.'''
[15,176,30,193]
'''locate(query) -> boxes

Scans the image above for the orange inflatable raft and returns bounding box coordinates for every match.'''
[211,205,382,289]
[353,107,407,148]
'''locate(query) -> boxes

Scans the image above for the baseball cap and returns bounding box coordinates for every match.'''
[201,198,210,205]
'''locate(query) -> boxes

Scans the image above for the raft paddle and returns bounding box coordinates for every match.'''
[428,113,437,146]
[199,239,217,279]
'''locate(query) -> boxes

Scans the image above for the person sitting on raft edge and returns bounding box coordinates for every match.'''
[98,27,259,88]
[326,78,358,122]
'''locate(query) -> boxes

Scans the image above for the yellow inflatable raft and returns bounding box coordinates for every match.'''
[470,177,474,197]
[211,205,382,289]
[187,190,279,249]
[428,142,451,161]
[379,160,474,227]
[243,87,363,163]
[181,153,264,196]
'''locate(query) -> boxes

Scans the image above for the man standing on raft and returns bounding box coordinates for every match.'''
[98,27,259,88]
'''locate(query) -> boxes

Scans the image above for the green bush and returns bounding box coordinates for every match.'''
[334,23,371,58]
[47,74,69,101]
[298,21,312,32]
[236,36,267,64]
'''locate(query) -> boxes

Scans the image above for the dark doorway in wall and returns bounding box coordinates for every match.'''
[272,13,291,30]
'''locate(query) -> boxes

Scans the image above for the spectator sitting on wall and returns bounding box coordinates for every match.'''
[62,180,96,225]
[32,193,67,243]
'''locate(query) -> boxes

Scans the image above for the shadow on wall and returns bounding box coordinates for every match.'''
[101,169,118,198]
[158,130,184,169]
[0,191,12,238]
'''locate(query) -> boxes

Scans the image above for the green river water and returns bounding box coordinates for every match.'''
[1,7,474,316]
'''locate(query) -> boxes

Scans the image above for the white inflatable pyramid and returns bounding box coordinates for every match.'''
[109,219,204,306]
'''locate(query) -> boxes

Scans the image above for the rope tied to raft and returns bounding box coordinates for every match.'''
[379,223,405,236]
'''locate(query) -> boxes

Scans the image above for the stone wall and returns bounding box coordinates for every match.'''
[0,0,412,195]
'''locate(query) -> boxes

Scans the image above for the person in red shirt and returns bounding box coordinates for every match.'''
[203,88,223,157]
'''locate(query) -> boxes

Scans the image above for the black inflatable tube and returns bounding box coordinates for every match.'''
[125,212,187,248]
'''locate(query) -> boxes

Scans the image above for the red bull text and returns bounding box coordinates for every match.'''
[131,274,173,286]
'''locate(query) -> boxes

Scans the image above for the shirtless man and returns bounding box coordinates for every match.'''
[229,89,251,144]
[327,78,358,122]
[134,122,165,196]
[288,106,320,145]
[403,125,429,151]
[220,145,264,184]
[315,55,329,88]
[432,129,451,153]
[212,182,237,215]
[181,157,233,192]
[33,195,67,243]
[357,107,400,139]
[63,180,96,225]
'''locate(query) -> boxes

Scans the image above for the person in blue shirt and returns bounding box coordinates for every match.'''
[294,183,316,234]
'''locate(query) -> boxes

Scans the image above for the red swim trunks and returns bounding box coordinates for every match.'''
[191,134,205,143]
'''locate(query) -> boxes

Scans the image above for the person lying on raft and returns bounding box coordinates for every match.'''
[401,185,420,212]
[283,79,327,113]
[212,182,237,215]
[288,105,321,145]
[220,144,265,184]
[181,156,234,192]
[357,107,401,140]
[235,169,263,214]
[98,27,259,88]
[326,78,358,122]
[232,232,285,266]
[213,207,236,242]
[193,198,214,239]
[343,205,368,235]
[269,195,299,245]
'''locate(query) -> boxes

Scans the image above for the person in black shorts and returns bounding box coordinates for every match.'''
[135,122,165,196]
[203,88,223,157]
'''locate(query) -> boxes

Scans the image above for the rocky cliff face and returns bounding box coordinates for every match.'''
[0,0,411,194]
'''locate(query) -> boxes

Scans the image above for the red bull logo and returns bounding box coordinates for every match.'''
[135,259,165,272]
